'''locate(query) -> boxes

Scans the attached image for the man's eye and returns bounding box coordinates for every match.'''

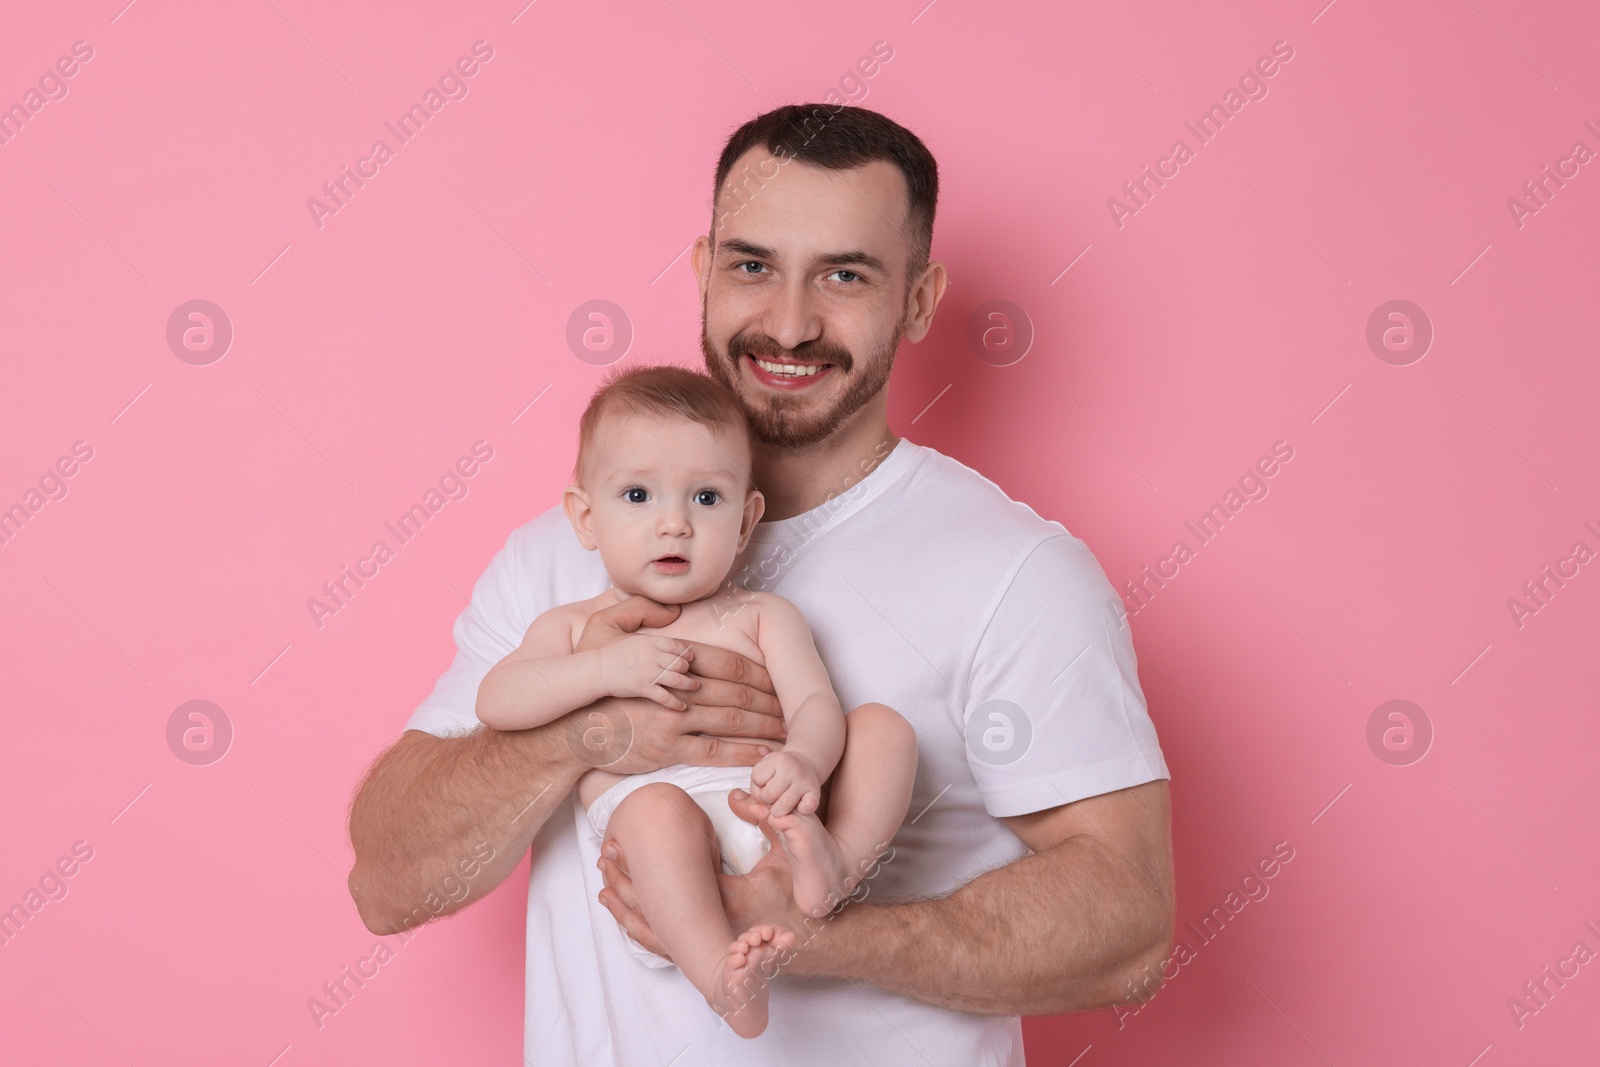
[737,261,766,275]
[624,487,649,503]
[830,269,861,284]
[694,490,721,506]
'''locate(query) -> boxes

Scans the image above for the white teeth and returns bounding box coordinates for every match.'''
[755,358,821,377]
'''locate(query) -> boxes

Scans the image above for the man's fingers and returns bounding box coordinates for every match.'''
[685,677,780,715]
[579,596,681,650]
[597,887,626,921]
[677,735,772,767]
[601,839,631,879]
[680,705,787,741]
[598,847,636,909]
[726,789,778,834]
[683,641,774,693]
[597,888,672,960]
[615,596,681,631]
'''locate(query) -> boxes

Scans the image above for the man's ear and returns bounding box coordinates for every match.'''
[900,258,948,344]
[690,234,712,306]
[736,489,765,552]
[562,484,598,551]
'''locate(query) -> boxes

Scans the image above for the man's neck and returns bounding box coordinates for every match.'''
[751,413,900,522]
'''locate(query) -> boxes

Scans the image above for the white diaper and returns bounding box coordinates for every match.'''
[587,764,773,969]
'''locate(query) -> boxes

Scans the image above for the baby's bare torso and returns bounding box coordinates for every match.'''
[565,587,783,807]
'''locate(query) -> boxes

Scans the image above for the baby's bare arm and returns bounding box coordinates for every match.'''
[478,603,700,731]
[752,596,846,781]
[476,607,606,730]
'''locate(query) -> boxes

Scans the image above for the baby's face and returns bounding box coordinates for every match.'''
[569,411,762,604]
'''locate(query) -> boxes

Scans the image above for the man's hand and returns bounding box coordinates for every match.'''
[565,592,787,776]
[576,593,681,652]
[598,789,809,961]
[598,780,1174,1016]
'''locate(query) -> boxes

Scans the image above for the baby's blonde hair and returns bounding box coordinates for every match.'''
[574,364,751,485]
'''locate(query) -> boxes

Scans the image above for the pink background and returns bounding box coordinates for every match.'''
[3,0,1597,1063]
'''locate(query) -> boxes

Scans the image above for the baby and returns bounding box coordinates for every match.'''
[476,365,918,1038]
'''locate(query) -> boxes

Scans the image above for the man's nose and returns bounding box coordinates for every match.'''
[762,276,823,352]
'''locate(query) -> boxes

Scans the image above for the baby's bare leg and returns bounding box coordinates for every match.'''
[768,702,918,917]
[605,783,792,1038]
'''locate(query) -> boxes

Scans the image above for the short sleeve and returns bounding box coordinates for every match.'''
[963,534,1169,817]
[404,526,534,738]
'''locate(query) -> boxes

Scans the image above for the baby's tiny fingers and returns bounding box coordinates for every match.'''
[656,638,692,659]
[649,687,688,710]
[656,656,700,681]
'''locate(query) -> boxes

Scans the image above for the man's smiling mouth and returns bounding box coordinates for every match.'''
[752,356,830,377]
[745,352,837,386]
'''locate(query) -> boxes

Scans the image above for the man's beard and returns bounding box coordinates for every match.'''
[701,321,901,450]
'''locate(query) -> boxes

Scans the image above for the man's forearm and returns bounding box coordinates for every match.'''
[783,834,1172,1015]
[347,723,582,934]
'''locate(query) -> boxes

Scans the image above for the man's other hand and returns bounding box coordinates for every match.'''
[565,595,785,775]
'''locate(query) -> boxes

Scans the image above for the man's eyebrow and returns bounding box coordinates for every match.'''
[816,249,886,273]
[718,238,886,275]
[717,238,776,260]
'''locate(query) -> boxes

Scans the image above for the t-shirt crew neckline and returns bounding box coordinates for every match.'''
[745,438,922,545]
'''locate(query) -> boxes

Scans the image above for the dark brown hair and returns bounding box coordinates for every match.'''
[710,104,939,280]
[574,364,751,484]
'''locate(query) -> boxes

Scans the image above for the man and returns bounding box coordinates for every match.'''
[348,103,1174,1065]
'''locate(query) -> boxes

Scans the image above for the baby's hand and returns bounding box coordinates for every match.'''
[748,750,821,818]
[598,635,697,709]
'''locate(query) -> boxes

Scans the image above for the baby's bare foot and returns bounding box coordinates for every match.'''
[711,925,796,1038]
[769,810,852,919]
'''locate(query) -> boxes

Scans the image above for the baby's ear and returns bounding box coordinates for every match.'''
[736,488,765,551]
[562,485,598,550]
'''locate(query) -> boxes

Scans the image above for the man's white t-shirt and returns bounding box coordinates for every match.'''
[405,439,1169,1066]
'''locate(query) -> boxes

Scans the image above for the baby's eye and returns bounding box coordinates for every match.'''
[623,487,649,504]
[694,489,721,506]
